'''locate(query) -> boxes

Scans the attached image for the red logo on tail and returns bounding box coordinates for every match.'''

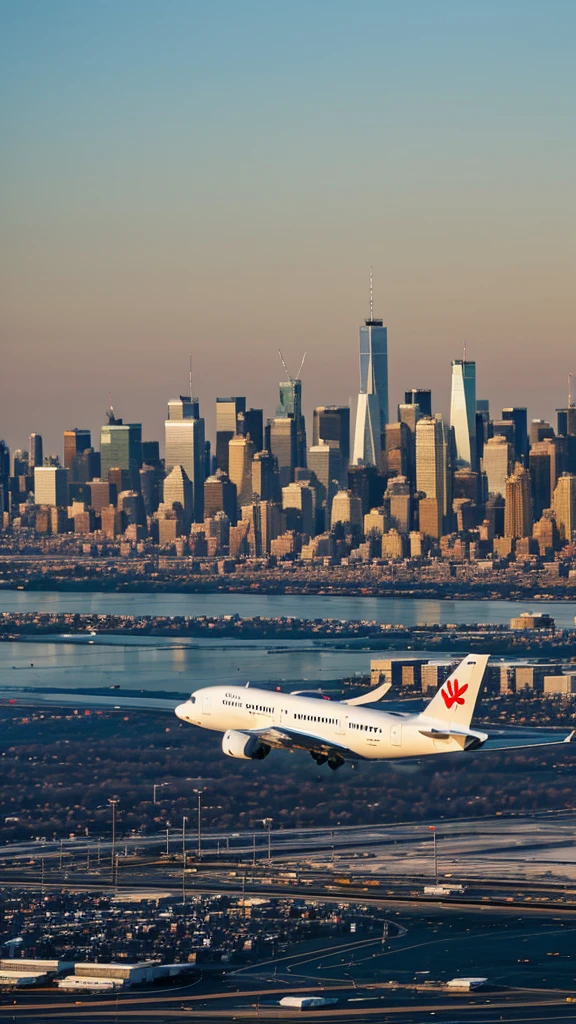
[441,678,468,709]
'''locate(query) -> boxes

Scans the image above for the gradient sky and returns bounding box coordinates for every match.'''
[1,0,575,456]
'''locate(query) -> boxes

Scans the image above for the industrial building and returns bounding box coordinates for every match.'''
[56,960,193,992]
[0,958,73,988]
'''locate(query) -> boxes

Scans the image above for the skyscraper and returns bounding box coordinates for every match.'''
[0,441,9,513]
[312,406,350,468]
[268,416,297,488]
[64,428,91,470]
[228,434,255,509]
[504,464,532,539]
[165,396,205,523]
[557,407,576,437]
[29,433,43,469]
[204,472,238,524]
[216,397,246,472]
[34,466,69,507]
[352,289,388,465]
[100,412,142,489]
[482,435,511,496]
[501,407,528,466]
[450,359,476,469]
[277,369,307,468]
[240,409,264,452]
[416,416,446,512]
[163,465,193,530]
[529,439,559,520]
[553,473,576,542]
[404,389,431,417]
[251,450,278,502]
[308,441,342,511]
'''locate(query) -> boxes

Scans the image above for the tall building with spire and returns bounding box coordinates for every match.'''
[352,272,388,466]
[450,358,477,469]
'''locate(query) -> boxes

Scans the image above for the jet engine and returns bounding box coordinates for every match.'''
[222,729,271,760]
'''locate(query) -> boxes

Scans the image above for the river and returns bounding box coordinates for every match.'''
[1,590,575,627]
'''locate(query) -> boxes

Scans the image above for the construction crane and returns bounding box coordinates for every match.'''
[278,350,306,381]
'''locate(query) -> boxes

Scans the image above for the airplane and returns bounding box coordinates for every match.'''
[175,654,575,770]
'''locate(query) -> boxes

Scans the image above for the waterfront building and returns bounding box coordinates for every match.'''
[450,359,476,468]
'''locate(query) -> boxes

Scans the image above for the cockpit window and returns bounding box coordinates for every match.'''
[189,695,196,704]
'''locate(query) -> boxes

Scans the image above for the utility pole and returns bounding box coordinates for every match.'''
[262,818,273,865]
[59,839,63,871]
[165,823,171,857]
[182,816,188,906]
[109,798,119,887]
[193,788,204,860]
[153,782,169,805]
[429,825,438,884]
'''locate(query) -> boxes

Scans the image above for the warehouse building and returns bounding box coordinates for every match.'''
[57,960,193,992]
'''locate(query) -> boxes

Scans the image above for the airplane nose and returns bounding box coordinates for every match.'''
[175,702,189,721]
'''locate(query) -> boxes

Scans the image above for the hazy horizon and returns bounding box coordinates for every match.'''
[2,0,575,456]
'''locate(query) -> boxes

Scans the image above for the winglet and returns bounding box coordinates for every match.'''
[563,730,575,743]
[343,679,392,706]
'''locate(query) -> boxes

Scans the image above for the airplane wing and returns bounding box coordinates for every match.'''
[246,725,360,761]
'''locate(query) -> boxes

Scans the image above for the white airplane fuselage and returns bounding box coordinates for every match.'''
[175,683,486,761]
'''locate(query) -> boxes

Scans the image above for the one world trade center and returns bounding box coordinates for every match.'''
[352,278,389,466]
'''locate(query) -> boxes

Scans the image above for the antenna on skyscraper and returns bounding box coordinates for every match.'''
[370,266,373,321]
[463,341,467,363]
[189,353,193,399]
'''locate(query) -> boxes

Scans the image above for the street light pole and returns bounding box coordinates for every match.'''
[195,790,202,860]
[182,816,188,906]
[153,782,169,805]
[429,825,438,884]
[109,798,119,887]
[262,818,273,864]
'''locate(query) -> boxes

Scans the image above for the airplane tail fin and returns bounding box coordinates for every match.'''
[419,655,489,729]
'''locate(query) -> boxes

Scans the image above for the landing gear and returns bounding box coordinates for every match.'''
[327,755,344,771]
[310,751,327,765]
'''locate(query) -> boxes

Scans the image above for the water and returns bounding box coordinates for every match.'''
[0,635,429,694]
[1,590,576,627]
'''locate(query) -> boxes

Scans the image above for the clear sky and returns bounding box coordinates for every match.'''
[1,0,575,455]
